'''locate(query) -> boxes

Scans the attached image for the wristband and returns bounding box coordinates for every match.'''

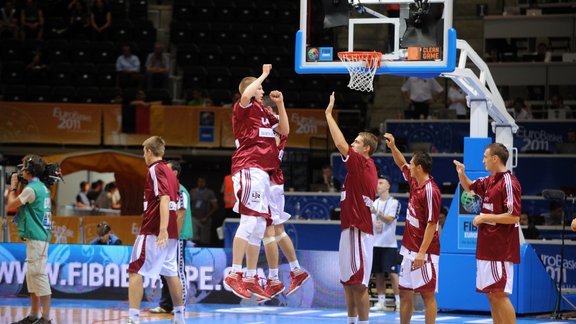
[10,188,17,192]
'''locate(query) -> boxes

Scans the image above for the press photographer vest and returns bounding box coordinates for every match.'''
[17,181,52,242]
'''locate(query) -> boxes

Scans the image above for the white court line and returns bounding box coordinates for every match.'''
[436,316,463,321]
[465,319,493,323]
[245,322,267,324]
[322,312,351,317]
[281,310,322,315]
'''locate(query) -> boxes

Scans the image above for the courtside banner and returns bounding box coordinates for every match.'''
[0,103,102,145]
[4,216,82,244]
[0,244,346,308]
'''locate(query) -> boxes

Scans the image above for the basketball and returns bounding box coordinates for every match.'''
[571,218,576,232]
[460,191,482,214]
[307,47,320,62]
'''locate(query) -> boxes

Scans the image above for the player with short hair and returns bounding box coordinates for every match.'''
[258,97,310,301]
[453,143,522,324]
[370,175,401,312]
[223,64,289,300]
[126,136,184,324]
[383,133,441,324]
[326,92,378,324]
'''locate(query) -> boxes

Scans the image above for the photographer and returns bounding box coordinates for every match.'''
[6,154,53,324]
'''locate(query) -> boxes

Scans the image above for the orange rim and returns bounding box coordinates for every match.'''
[338,51,382,68]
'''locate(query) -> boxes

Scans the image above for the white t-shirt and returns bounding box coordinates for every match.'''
[401,77,444,102]
[18,187,36,205]
[448,86,467,116]
[371,196,401,248]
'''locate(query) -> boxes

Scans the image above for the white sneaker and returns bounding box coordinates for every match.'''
[395,302,401,311]
[171,319,185,324]
[124,319,139,324]
[370,302,386,311]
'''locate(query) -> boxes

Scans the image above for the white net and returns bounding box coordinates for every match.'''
[338,52,382,92]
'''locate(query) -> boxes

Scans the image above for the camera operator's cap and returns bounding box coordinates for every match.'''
[96,222,111,236]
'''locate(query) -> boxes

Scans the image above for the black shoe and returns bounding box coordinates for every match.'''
[33,318,52,324]
[11,316,37,324]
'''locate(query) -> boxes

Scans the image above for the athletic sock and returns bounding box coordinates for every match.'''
[358,321,369,324]
[129,308,140,321]
[231,264,242,273]
[173,305,185,320]
[289,260,300,271]
[395,294,400,303]
[268,268,279,280]
[347,316,358,324]
[246,269,256,278]
[378,294,386,305]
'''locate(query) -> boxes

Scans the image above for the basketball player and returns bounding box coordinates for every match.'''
[258,98,309,301]
[383,133,441,324]
[370,175,401,312]
[326,92,378,324]
[453,143,522,324]
[126,136,184,324]
[223,64,289,300]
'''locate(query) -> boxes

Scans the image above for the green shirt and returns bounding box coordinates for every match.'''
[17,180,52,242]
[179,184,193,240]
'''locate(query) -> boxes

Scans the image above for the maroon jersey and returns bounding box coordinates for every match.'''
[270,134,287,185]
[400,165,441,255]
[470,171,522,263]
[340,149,377,234]
[141,160,180,238]
[231,99,280,175]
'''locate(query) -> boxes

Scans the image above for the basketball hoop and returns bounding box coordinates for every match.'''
[338,51,382,92]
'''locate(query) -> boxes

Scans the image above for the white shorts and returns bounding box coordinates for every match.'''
[26,239,51,296]
[476,260,514,294]
[270,183,291,225]
[232,168,271,218]
[399,248,439,292]
[128,234,178,278]
[339,227,374,287]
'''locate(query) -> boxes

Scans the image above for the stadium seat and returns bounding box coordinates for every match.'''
[189,22,213,44]
[303,76,327,92]
[173,2,193,21]
[44,17,67,40]
[191,1,215,22]
[170,21,191,45]
[133,19,156,43]
[211,0,235,22]
[176,44,199,67]
[299,91,325,108]
[266,46,291,68]
[235,2,255,23]
[258,2,277,23]
[282,90,300,108]
[129,0,148,18]
[206,66,231,89]
[51,86,76,103]
[243,47,268,70]
[111,19,134,42]
[208,89,232,106]
[3,85,27,101]
[74,63,98,87]
[230,23,253,45]
[279,68,302,91]
[26,85,52,102]
[182,66,207,89]
[91,41,117,64]
[253,23,274,44]
[49,62,74,86]
[109,0,128,20]
[220,45,245,67]
[276,2,299,24]
[69,40,92,63]
[0,39,22,61]
[44,40,69,63]
[211,23,234,44]
[1,61,26,85]
[96,64,117,87]
[146,89,171,105]
[76,86,101,103]
[20,39,45,62]
[197,44,222,66]
[273,24,296,46]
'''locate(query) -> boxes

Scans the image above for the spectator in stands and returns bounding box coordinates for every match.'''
[0,0,19,39]
[75,181,91,208]
[87,179,104,202]
[25,48,48,84]
[312,165,341,192]
[547,95,571,120]
[90,0,111,40]
[186,88,213,106]
[534,43,551,62]
[508,97,532,120]
[520,213,540,239]
[145,42,170,90]
[68,0,90,40]
[438,206,448,235]
[222,93,241,108]
[95,182,121,209]
[130,90,162,134]
[89,221,122,245]
[20,0,44,40]
[116,45,143,89]
[401,77,444,119]
[190,176,218,246]
[447,84,467,119]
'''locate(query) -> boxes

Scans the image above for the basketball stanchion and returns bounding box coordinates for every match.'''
[337,51,382,92]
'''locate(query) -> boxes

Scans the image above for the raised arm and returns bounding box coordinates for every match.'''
[383,133,407,169]
[270,90,289,136]
[453,160,473,192]
[325,92,349,157]
[240,64,271,107]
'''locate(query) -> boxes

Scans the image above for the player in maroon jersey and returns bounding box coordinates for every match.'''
[383,132,441,324]
[223,64,289,300]
[326,92,378,324]
[126,136,184,324]
[454,143,522,324]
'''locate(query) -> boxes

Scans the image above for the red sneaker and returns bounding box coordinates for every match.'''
[223,272,251,299]
[286,269,310,296]
[256,278,285,302]
[243,275,272,301]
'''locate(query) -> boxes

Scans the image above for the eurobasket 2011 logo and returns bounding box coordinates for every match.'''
[459,187,481,215]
